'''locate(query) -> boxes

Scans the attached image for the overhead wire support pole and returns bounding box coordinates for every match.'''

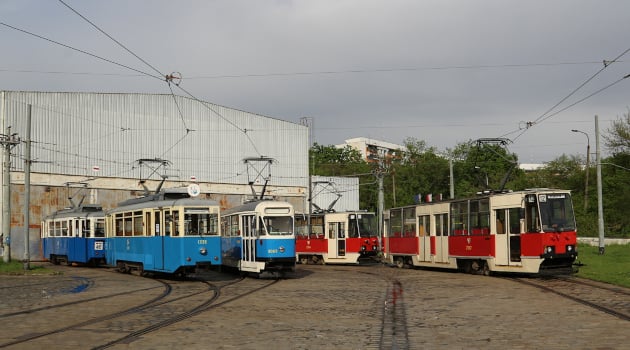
[1,111,22,262]
[23,105,32,270]
[595,115,605,255]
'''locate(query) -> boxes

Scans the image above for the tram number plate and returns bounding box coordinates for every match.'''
[94,241,104,250]
[197,239,208,245]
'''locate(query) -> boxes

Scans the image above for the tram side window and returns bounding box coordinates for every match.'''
[61,220,69,237]
[403,207,416,237]
[390,209,402,238]
[295,216,308,237]
[133,211,143,236]
[450,201,467,235]
[115,214,124,236]
[172,211,180,236]
[164,211,172,236]
[230,215,239,237]
[470,199,490,235]
[52,221,59,237]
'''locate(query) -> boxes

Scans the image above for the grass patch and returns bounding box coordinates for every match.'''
[575,243,630,288]
[0,260,58,275]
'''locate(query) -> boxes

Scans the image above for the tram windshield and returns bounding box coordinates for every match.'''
[348,213,377,238]
[260,216,294,236]
[539,193,576,232]
[183,209,219,236]
[525,193,576,233]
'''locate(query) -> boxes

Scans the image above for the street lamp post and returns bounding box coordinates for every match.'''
[572,129,590,211]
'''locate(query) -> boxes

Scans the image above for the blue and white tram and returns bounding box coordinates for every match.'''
[105,189,221,275]
[41,204,106,266]
[221,200,296,277]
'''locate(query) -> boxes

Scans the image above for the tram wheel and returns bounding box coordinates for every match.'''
[117,262,129,274]
[300,257,309,265]
[395,257,404,268]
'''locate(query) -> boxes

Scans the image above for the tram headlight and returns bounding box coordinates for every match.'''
[200,247,208,255]
[566,245,573,252]
[361,246,366,252]
[545,246,555,254]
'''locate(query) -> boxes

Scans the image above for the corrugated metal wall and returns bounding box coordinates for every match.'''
[2,91,309,188]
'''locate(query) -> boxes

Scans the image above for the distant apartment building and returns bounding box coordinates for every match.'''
[337,137,405,164]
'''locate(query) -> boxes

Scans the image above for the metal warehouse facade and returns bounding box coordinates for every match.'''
[0,90,309,260]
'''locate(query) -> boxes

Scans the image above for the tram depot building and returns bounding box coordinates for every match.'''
[0,90,353,261]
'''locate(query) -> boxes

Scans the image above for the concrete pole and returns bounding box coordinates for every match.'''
[377,170,384,251]
[449,158,454,199]
[2,92,10,263]
[23,105,31,270]
[595,115,605,255]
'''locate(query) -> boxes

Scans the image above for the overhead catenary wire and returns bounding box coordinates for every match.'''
[510,46,630,142]
[56,0,263,158]
[0,21,163,81]
[57,0,164,79]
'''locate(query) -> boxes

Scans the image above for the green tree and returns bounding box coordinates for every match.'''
[308,143,374,210]
[387,138,451,207]
[604,109,630,154]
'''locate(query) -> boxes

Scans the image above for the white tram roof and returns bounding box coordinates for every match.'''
[221,199,293,216]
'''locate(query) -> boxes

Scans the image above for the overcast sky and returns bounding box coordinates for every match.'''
[2,0,629,163]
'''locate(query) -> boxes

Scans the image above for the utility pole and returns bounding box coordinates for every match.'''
[377,167,384,252]
[449,158,454,199]
[2,122,21,263]
[23,105,32,270]
[299,117,313,236]
[595,115,605,255]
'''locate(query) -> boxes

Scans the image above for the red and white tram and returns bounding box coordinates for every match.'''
[295,211,379,264]
[383,189,578,274]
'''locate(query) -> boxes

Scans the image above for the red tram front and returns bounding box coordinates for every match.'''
[383,189,578,274]
[295,211,379,265]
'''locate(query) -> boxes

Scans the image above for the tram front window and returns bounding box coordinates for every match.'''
[538,193,576,232]
[261,216,294,236]
[349,214,377,238]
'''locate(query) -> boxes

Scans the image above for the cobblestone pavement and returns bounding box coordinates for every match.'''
[1,264,628,350]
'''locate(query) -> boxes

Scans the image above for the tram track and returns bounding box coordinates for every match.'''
[326,265,411,350]
[0,278,174,349]
[94,276,280,349]
[0,273,282,350]
[508,275,630,322]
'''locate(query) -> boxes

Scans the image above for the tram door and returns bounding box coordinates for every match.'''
[328,221,346,258]
[507,208,522,264]
[153,210,164,270]
[494,209,509,265]
[418,215,430,262]
[495,208,522,265]
[240,215,257,271]
[435,213,449,263]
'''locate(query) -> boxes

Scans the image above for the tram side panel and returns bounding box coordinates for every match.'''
[296,211,379,265]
